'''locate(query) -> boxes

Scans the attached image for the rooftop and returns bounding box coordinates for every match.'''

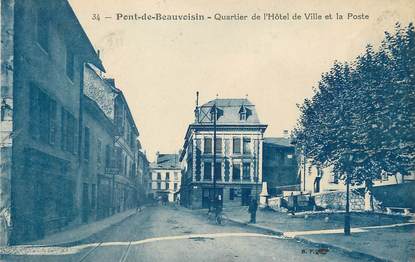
[150,154,180,169]
[264,137,293,147]
[195,98,263,125]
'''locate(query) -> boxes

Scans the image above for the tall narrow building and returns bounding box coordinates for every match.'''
[179,97,267,209]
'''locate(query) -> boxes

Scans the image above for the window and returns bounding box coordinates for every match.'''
[232,164,241,180]
[157,183,161,190]
[166,172,170,181]
[166,182,170,190]
[204,137,212,154]
[105,145,112,168]
[214,162,221,180]
[215,138,222,154]
[174,183,177,191]
[61,108,77,154]
[91,184,96,209]
[243,137,251,154]
[29,84,57,146]
[36,7,49,52]
[66,48,75,81]
[157,173,161,180]
[174,172,178,180]
[243,163,251,180]
[114,147,122,170]
[84,127,90,160]
[240,111,246,120]
[114,99,124,134]
[233,137,241,154]
[203,162,212,180]
[97,139,102,164]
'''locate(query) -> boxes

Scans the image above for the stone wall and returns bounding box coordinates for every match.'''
[314,190,381,211]
[314,190,364,210]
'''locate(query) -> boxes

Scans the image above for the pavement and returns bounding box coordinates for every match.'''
[223,206,415,262]
[27,209,138,246]
[0,205,375,261]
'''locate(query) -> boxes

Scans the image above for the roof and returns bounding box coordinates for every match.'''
[264,137,293,147]
[150,154,180,169]
[195,98,262,125]
[62,1,105,72]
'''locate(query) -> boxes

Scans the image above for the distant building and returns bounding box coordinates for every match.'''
[137,149,151,203]
[179,97,267,209]
[150,153,181,202]
[262,136,300,196]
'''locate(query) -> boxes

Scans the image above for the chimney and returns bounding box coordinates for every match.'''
[105,78,116,88]
[283,130,289,139]
[194,91,200,123]
[156,151,160,162]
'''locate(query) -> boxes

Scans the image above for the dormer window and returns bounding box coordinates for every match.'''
[239,106,247,121]
[210,106,222,122]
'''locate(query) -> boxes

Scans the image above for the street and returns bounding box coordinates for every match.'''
[2,206,374,262]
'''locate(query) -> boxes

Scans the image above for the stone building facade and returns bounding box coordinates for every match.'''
[137,149,151,203]
[180,98,267,209]
[0,0,141,245]
[150,154,181,202]
[83,64,139,218]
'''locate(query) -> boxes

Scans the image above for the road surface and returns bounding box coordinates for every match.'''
[2,206,372,261]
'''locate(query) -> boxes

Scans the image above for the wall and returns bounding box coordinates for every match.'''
[313,189,381,211]
[262,142,299,196]
[0,0,14,246]
[10,0,86,243]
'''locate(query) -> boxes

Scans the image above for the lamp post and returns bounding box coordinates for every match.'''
[212,102,217,211]
[344,151,353,236]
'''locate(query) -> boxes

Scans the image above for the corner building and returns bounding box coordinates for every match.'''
[180,98,267,209]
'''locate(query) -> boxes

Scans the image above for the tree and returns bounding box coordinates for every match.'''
[293,23,415,211]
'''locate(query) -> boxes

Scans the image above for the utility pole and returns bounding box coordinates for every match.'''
[344,175,351,235]
[212,102,217,211]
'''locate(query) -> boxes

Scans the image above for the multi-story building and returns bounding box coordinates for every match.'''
[82,64,139,220]
[0,0,141,245]
[136,149,151,204]
[262,135,300,196]
[179,97,267,209]
[0,0,105,244]
[150,153,181,202]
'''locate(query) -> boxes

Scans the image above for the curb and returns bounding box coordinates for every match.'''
[24,209,142,248]
[227,217,391,262]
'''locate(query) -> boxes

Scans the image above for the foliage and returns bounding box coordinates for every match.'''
[293,23,415,185]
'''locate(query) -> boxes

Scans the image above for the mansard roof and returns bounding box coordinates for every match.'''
[150,154,180,169]
[196,98,262,125]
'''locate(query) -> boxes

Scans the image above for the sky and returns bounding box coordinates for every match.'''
[68,0,414,162]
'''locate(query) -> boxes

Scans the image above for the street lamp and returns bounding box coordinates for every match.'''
[344,151,353,236]
[212,102,217,212]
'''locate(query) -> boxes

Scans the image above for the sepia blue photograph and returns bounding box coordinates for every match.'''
[0,0,414,261]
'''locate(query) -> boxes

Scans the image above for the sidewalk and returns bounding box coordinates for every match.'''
[224,206,415,262]
[26,209,138,246]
